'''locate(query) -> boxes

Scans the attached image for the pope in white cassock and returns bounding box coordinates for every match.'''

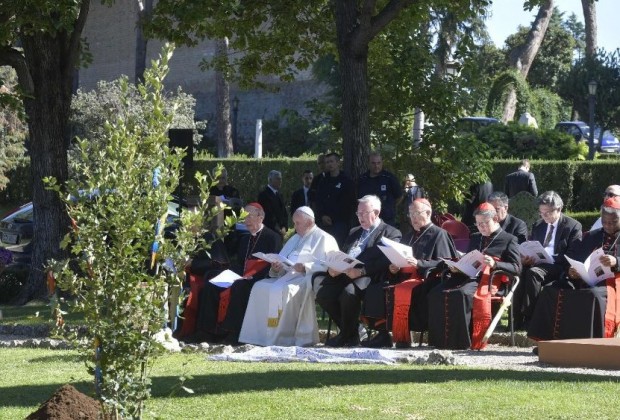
[239,206,339,346]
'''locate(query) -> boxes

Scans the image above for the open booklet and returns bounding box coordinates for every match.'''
[378,236,414,268]
[308,250,363,272]
[252,252,295,270]
[519,241,554,264]
[565,248,613,287]
[441,249,485,278]
[208,269,243,288]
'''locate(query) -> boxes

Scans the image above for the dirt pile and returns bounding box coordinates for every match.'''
[26,384,102,419]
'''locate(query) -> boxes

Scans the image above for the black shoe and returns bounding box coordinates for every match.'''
[361,331,393,348]
[326,332,359,347]
[532,346,539,356]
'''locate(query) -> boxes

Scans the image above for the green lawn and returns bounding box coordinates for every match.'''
[0,347,618,419]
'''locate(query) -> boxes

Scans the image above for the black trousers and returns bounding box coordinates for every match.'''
[315,273,365,340]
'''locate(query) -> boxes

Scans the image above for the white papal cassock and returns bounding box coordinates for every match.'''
[239,225,338,346]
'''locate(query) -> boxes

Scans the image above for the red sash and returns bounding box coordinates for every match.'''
[604,272,620,338]
[471,260,508,350]
[391,267,422,343]
[216,259,270,325]
[177,270,204,337]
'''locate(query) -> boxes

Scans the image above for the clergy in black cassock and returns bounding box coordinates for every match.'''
[427,202,521,350]
[367,198,458,347]
[528,196,620,341]
[192,202,282,343]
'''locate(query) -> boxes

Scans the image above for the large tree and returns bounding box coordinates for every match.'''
[501,0,554,122]
[149,0,489,178]
[0,0,96,302]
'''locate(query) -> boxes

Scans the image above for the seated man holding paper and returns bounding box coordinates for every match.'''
[381,198,458,347]
[190,202,282,344]
[513,191,581,330]
[239,206,339,346]
[528,195,620,341]
[315,195,401,348]
[427,202,521,350]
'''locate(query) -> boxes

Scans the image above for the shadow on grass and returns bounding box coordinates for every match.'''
[150,368,620,398]
[0,381,93,408]
[2,368,618,408]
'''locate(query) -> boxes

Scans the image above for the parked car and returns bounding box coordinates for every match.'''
[554,121,591,143]
[456,117,500,134]
[593,127,620,154]
[0,197,188,265]
[0,202,33,264]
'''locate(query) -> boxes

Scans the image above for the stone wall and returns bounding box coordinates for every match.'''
[80,0,329,141]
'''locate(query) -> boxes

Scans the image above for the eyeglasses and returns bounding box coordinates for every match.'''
[474,220,492,227]
[355,210,375,217]
[604,192,620,198]
[539,209,557,217]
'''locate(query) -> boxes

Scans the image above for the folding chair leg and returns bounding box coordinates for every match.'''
[418,331,424,347]
[509,302,515,347]
[326,316,333,342]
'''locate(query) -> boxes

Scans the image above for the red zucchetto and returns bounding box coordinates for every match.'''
[603,196,620,209]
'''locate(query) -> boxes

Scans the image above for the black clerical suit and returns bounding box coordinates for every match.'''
[499,213,528,244]
[427,228,521,349]
[381,223,458,333]
[195,226,282,341]
[516,214,582,324]
[528,228,619,341]
[315,221,401,343]
[257,186,288,235]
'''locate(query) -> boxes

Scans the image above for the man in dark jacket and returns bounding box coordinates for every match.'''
[312,152,356,247]
[290,169,313,214]
[488,192,528,244]
[504,159,538,198]
[356,151,402,227]
[315,195,402,347]
[257,170,288,236]
[516,191,582,329]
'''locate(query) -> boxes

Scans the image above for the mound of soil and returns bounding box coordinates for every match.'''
[26,384,102,419]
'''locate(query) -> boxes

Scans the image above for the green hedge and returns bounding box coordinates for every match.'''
[3,157,619,214]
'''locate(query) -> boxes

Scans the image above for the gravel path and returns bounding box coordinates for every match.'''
[2,331,619,378]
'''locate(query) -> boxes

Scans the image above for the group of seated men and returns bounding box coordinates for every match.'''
[178,184,620,350]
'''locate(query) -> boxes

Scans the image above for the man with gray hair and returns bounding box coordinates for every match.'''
[487,191,528,244]
[516,191,582,329]
[528,195,620,342]
[427,202,521,349]
[315,195,401,347]
[239,206,339,346]
[257,170,288,236]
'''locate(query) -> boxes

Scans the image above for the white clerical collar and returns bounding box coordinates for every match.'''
[250,225,264,236]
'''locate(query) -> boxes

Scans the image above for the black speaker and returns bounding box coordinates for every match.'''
[168,128,194,171]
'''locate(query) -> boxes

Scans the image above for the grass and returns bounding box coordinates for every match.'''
[0,303,85,326]
[0,347,619,419]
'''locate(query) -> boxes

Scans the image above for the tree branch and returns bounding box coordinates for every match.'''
[65,0,91,84]
[352,0,414,52]
[0,46,34,95]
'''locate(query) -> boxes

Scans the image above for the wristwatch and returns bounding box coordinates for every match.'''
[359,267,367,277]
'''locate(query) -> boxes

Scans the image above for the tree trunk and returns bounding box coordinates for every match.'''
[502,0,554,122]
[581,0,597,58]
[16,34,73,303]
[215,38,233,157]
[135,0,153,84]
[334,0,370,179]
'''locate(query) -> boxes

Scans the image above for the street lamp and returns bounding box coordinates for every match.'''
[232,96,239,154]
[588,80,597,161]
